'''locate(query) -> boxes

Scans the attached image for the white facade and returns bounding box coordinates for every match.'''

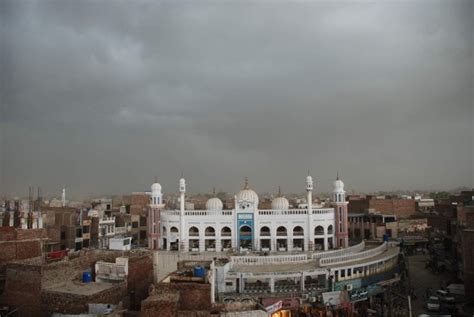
[155,175,346,253]
[109,237,132,251]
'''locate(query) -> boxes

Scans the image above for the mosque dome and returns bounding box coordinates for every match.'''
[206,197,223,211]
[151,182,162,193]
[271,186,289,210]
[236,178,259,208]
[271,196,289,210]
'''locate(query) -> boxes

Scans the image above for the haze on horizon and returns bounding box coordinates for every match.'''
[1,0,473,199]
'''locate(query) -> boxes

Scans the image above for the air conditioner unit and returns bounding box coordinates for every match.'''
[346,284,353,291]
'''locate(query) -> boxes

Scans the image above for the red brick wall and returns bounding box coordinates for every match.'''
[2,263,43,317]
[462,230,474,300]
[140,292,179,317]
[369,199,416,218]
[132,194,150,206]
[348,200,370,213]
[348,198,416,218]
[0,228,45,265]
[127,253,154,309]
[41,282,127,315]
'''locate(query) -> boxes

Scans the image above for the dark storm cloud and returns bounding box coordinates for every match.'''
[1,0,472,198]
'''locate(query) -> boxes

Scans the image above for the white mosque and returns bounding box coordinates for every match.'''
[148,175,349,253]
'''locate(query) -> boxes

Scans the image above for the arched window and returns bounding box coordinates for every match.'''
[221,226,231,237]
[327,225,333,234]
[170,226,178,233]
[260,226,270,236]
[314,226,324,235]
[276,226,287,236]
[205,226,216,236]
[293,226,304,236]
[189,226,199,237]
[162,226,167,236]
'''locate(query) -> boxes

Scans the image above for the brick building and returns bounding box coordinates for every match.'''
[0,249,153,317]
[141,260,215,317]
[348,195,417,218]
[43,207,87,251]
[461,206,474,300]
[122,192,149,246]
[0,227,47,296]
[347,211,397,241]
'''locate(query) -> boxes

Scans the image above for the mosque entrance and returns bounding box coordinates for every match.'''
[239,225,252,251]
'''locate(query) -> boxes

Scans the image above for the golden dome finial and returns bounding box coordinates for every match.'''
[278,185,282,197]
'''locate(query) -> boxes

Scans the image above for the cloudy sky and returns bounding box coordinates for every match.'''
[1,0,473,199]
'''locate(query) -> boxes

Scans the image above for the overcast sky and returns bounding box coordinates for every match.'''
[1,0,473,199]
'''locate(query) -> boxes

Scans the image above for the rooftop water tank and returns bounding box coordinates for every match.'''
[193,266,206,278]
[82,271,92,283]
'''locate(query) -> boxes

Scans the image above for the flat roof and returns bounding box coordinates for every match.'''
[43,280,118,296]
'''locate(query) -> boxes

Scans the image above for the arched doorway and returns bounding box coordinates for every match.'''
[239,225,252,251]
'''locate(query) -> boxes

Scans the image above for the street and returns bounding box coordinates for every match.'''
[406,254,454,316]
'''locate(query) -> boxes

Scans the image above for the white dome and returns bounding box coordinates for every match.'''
[271,196,289,210]
[237,188,259,206]
[206,197,223,211]
[151,182,162,193]
[333,179,345,192]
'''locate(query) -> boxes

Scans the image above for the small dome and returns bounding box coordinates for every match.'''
[333,179,345,192]
[272,196,289,210]
[206,197,223,211]
[151,182,162,193]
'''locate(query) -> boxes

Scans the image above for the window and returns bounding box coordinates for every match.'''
[76,228,82,238]
[61,231,66,240]
[341,270,345,278]
[83,226,90,234]
[140,217,147,226]
[132,222,138,228]
[106,204,111,210]
[226,282,233,286]
[123,239,131,246]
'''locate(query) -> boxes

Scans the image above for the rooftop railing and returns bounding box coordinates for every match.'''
[319,242,388,266]
[230,253,310,266]
[310,241,365,260]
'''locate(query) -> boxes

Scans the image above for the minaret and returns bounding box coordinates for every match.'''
[333,173,349,248]
[179,177,186,251]
[149,178,164,250]
[61,185,66,207]
[306,174,313,251]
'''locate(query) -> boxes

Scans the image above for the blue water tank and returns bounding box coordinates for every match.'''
[193,266,206,278]
[383,234,389,242]
[82,271,92,283]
